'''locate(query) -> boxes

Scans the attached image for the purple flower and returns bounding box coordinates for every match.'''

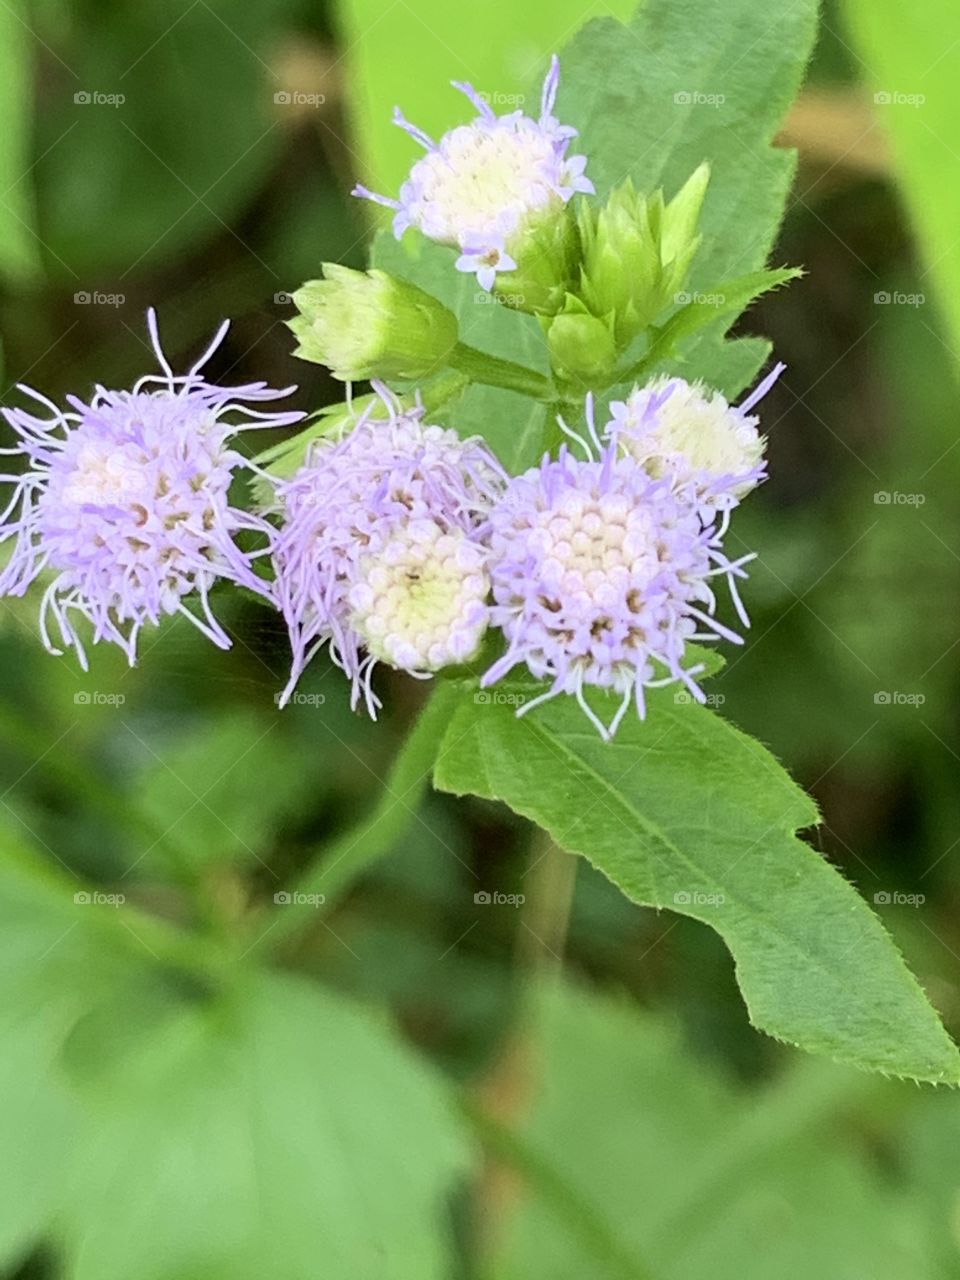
[0,309,303,668]
[268,385,504,714]
[481,417,753,739]
[605,363,785,516]
[353,56,593,290]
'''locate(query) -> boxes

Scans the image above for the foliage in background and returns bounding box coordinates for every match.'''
[1,0,960,1278]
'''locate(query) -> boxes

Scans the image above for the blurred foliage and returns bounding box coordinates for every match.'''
[842,0,960,367]
[1,0,960,1277]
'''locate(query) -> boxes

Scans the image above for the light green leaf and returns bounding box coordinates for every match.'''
[60,972,468,1280]
[489,984,941,1279]
[840,0,960,370]
[432,681,960,1082]
[0,2,39,279]
[0,837,156,1268]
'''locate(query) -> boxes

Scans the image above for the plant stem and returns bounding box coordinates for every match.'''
[449,341,553,400]
[470,832,578,1266]
[460,1093,656,1280]
[263,684,459,953]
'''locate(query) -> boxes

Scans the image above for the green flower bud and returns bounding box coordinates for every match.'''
[491,207,581,317]
[578,163,710,349]
[545,295,617,389]
[289,265,459,382]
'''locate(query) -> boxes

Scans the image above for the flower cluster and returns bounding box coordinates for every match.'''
[477,373,775,738]
[354,56,592,292]
[267,386,504,714]
[0,310,302,668]
[0,53,792,739]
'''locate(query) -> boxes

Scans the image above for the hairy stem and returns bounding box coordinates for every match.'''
[450,341,553,400]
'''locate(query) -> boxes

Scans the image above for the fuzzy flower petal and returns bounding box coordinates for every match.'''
[268,385,505,714]
[353,56,589,289]
[0,309,303,669]
[481,439,753,740]
[606,363,785,514]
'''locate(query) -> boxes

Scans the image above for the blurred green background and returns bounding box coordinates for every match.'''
[3,0,960,1276]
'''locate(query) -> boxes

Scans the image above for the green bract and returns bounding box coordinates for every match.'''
[578,164,710,349]
[289,264,459,382]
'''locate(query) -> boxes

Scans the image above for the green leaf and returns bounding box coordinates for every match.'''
[432,681,960,1082]
[60,973,468,1280]
[0,835,158,1268]
[132,709,322,875]
[489,984,941,1279]
[556,0,817,392]
[0,3,39,279]
[34,0,292,276]
[840,0,960,371]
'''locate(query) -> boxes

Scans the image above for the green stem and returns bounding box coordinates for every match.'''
[460,1093,656,1280]
[263,684,459,952]
[449,341,553,400]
